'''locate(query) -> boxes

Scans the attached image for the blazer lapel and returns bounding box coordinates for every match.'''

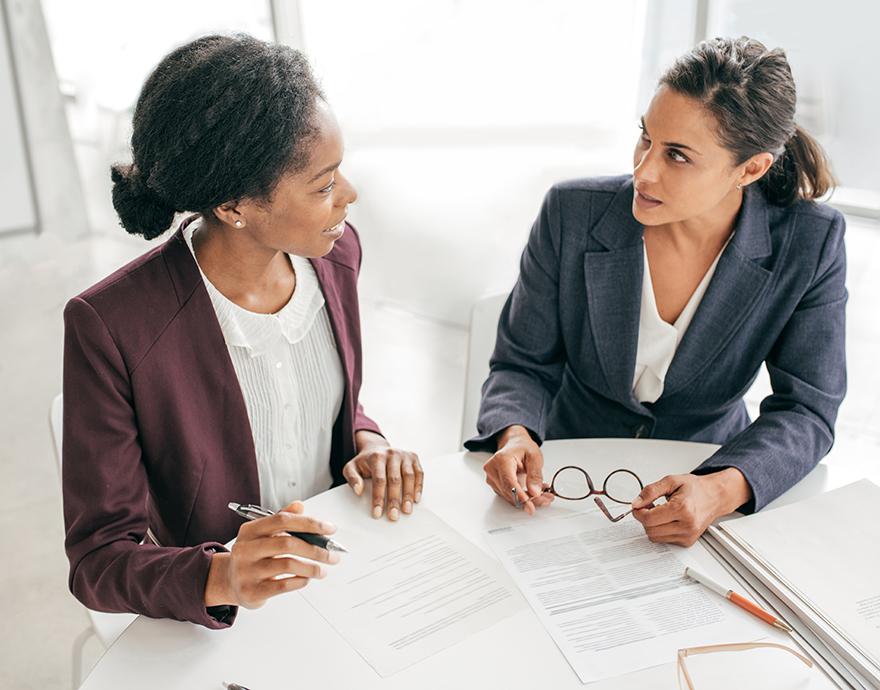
[583,180,645,410]
[661,186,773,397]
[310,254,357,461]
[162,223,261,510]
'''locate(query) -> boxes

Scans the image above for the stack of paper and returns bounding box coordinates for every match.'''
[706,480,880,689]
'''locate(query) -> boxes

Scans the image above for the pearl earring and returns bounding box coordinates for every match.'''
[736,183,743,190]
[234,220,244,228]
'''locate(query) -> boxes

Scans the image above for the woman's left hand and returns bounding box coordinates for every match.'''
[343,431,424,522]
[630,468,751,546]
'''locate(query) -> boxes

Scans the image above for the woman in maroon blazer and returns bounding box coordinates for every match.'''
[62,34,423,628]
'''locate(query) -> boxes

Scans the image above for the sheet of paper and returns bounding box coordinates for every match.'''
[720,480,880,672]
[299,496,524,677]
[486,508,769,683]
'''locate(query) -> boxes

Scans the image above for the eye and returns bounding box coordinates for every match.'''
[319,179,336,194]
[667,149,689,164]
[637,122,650,144]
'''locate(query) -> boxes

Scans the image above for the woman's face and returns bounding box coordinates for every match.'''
[631,85,746,227]
[234,100,358,258]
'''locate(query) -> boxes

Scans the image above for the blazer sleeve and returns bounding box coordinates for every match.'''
[465,187,567,451]
[348,223,383,439]
[693,212,847,512]
[62,296,235,629]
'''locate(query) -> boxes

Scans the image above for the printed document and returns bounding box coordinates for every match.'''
[300,499,524,677]
[487,508,768,683]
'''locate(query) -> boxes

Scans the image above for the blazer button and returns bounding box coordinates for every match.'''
[633,424,649,439]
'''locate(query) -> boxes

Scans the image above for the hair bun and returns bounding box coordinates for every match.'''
[110,163,176,240]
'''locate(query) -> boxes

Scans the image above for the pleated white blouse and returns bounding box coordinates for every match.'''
[185,221,344,510]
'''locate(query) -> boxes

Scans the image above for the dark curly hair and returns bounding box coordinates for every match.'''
[111,33,325,239]
[660,36,835,206]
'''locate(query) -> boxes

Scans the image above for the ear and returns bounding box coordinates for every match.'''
[737,152,774,188]
[212,200,247,229]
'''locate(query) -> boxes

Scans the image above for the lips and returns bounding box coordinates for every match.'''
[634,188,663,208]
[321,219,347,237]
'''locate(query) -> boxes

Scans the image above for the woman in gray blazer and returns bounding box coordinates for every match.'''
[468,37,845,546]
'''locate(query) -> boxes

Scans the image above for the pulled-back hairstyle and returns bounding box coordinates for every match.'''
[111,33,325,239]
[660,36,835,206]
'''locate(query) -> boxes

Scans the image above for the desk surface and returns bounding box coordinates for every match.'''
[80,439,870,690]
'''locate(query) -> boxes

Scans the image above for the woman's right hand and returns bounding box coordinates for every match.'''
[204,501,340,609]
[482,425,554,516]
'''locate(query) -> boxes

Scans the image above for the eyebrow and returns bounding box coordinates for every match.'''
[640,117,702,156]
[308,160,342,184]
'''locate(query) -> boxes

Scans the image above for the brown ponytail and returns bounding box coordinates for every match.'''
[661,37,836,206]
[758,125,836,206]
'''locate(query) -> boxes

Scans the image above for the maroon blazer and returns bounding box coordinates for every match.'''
[62,219,381,628]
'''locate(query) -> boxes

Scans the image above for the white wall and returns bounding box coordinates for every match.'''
[0,2,37,235]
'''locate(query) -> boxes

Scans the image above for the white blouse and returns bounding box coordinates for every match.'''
[632,238,730,403]
[184,221,345,511]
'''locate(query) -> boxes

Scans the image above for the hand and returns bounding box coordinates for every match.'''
[343,431,424,521]
[631,469,751,546]
[482,425,554,516]
[204,501,339,609]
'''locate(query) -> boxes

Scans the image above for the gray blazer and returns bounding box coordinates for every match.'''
[466,175,847,513]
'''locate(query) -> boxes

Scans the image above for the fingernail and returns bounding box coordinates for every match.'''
[316,567,326,579]
[354,482,363,496]
[415,491,422,503]
[328,551,341,564]
[389,508,399,521]
[372,505,382,519]
[403,500,412,514]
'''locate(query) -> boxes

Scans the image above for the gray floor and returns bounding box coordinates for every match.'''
[1,213,879,689]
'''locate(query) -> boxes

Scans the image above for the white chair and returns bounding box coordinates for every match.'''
[50,394,137,688]
[460,293,509,448]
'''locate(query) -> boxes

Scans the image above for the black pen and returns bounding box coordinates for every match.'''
[228,503,349,553]
[222,682,251,690]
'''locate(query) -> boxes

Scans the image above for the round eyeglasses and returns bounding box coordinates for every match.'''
[525,466,644,522]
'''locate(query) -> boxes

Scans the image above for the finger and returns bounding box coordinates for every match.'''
[385,453,403,521]
[632,501,680,528]
[246,535,335,563]
[496,456,530,512]
[278,501,305,514]
[255,555,326,581]
[401,456,416,514]
[343,461,365,497]
[631,475,682,509]
[413,456,424,503]
[643,521,686,541]
[255,573,310,601]
[245,511,336,539]
[523,449,546,498]
[370,455,387,519]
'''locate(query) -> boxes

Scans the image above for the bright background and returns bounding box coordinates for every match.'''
[0,1,877,687]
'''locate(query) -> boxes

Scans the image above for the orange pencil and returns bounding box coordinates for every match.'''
[684,566,793,632]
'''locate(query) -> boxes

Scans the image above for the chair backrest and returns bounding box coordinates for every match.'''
[460,292,508,448]
[50,393,63,477]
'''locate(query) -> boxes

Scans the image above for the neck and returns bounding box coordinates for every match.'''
[656,187,743,251]
[193,216,294,309]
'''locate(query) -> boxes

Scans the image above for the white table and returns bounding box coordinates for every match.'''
[80,439,871,689]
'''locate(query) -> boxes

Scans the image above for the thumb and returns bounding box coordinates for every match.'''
[631,476,679,509]
[343,462,365,496]
[279,500,305,514]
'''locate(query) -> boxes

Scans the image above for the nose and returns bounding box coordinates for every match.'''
[336,171,358,206]
[633,143,660,185]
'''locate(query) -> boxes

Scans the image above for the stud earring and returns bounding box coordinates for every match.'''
[234,220,244,228]
[736,183,743,190]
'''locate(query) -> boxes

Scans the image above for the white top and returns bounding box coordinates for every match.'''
[184,220,345,511]
[632,238,729,403]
